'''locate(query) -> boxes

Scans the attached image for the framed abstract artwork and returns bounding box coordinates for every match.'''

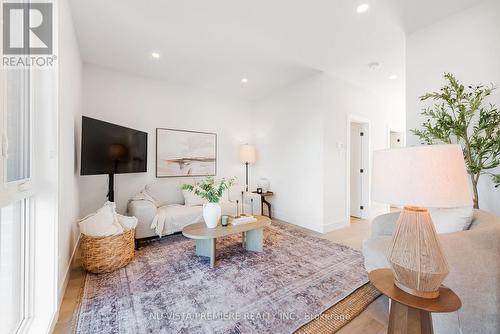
[156,128,217,177]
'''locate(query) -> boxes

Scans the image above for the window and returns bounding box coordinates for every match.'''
[0,66,32,334]
[6,69,31,183]
[0,2,58,333]
[0,201,26,334]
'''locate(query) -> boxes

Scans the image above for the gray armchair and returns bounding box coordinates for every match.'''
[363,210,500,334]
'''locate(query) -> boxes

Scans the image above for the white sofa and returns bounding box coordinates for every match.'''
[128,181,262,239]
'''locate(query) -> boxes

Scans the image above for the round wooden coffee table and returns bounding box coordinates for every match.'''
[369,269,461,334]
[182,215,271,268]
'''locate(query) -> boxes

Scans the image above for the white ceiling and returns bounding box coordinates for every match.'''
[69,0,483,101]
[388,0,483,33]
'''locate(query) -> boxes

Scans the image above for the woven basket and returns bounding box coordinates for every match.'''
[80,229,135,274]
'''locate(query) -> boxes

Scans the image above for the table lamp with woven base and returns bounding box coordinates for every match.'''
[388,206,449,298]
[372,144,472,299]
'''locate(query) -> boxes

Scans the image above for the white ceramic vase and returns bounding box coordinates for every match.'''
[203,202,221,228]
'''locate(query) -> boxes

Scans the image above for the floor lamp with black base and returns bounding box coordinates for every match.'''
[239,144,256,191]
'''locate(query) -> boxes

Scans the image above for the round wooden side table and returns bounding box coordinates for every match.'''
[369,269,461,334]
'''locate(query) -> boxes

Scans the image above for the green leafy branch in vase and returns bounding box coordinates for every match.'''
[181,177,236,203]
[411,73,500,209]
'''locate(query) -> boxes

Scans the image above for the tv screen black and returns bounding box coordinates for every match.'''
[81,116,147,175]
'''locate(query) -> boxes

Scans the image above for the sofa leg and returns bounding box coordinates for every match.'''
[135,239,140,250]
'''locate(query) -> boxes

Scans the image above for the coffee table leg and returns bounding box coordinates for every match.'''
[195,238,216,268]
[210,238,216,268]
[388,300,433,334]
[245,228,264,252]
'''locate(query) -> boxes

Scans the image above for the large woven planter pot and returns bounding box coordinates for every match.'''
[80,229,135,274]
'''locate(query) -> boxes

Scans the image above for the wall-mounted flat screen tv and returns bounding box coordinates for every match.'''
[81,116,148,175]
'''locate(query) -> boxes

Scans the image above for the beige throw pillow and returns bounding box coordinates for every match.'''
[182,189,207,206]
[429,206,473,234]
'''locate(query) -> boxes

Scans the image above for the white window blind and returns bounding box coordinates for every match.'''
[5,69,31,184]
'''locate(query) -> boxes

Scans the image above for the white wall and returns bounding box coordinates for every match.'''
[31,69,59,334]
[323,74,404,230]
[80,64,254,216]
[82,67,405,234]
[57,0,82,301]
[406,0,500,214]
[252,75,325,232]
[252,73,405,232]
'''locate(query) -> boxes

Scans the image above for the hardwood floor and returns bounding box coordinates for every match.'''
[323,217,389,334]
[53,217,389,333]
[53,265,86,334]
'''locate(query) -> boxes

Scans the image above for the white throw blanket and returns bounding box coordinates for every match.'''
[151,205,169,237]
[131,189,170,237]
[150,204,204,238]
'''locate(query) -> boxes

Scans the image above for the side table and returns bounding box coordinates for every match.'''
[252,191,273,219]
[369,269,461,334]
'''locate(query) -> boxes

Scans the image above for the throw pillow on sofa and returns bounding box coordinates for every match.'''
[131,189,159,207]
[219,189,230,203]
[78,202,124,237]
[429,206,473,234]
[181,188,207,206]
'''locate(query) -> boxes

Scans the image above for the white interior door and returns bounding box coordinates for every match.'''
[350,123,363,218]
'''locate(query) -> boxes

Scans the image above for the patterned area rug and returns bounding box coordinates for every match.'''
[76,221,369,334]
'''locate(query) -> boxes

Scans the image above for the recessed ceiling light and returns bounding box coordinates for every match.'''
[151,52,160,59]
[389,74,398,80]
[241,78,248,84]
[367,61,380,70]
[356,3,370,13]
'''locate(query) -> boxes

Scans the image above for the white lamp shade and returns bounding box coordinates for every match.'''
[239,144,256,164]
[372,144,472,208]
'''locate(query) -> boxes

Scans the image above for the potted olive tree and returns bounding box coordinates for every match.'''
[412,73,500,209]
[494,174,500,189]
[181,177,235,228]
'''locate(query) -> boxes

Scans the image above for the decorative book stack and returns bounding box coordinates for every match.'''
[230,216,257,226]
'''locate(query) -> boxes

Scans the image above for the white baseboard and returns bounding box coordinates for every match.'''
[52,234,81,332]
[272,210,325,234]
[49,235,81,333]
[322,219,349,233]
[272,211,350,234]
[288,219,324,234]
[59,234,81,303]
